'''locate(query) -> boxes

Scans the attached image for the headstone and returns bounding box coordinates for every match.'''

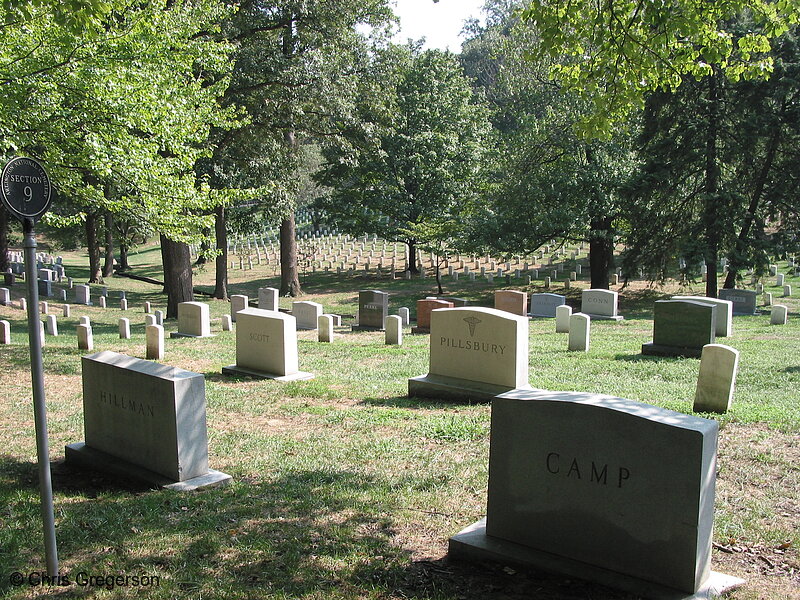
[38,278,52,298]
[154,310,164,326]
[694,345,740,413]
[221,314,233,331]
[258,287,279,311]
[292,301,323,330]
[77,324,93,350]
[120,298,128,311]
[581,289,623,321]
[0,320,9,344]
[544,276,550,289]
[642,300,716,358]
[449,390,743,598]
[529,293,566,318]
[230,294,248,322]
[19,297,26,311]
[40,301,49,315]
[776,273,785,286]
[75,284,91,305]
[353,290,389,331]
[763,292,773,306]
[770,304,788,325]
[385,315,402,345]
[412,298,453,333]
[170,302,213,338]
[567,313,590,352]
[494,290,528,317]
[98,295,106,309]
[62,304,70,318]
[408,307,532,402]
[718,289,758,315]
[59,289,67,302]
[65,351,231,490]
[0,287,9,305]
[222,308,313,381]
[398,307,410,326]
[783,284,791,297]
[672,296,733,337]
[145,314,156,327]
[46,314,58,336]
[144,301,151,313]
[555,304,572,333]
[119,318,131,339]
[79,315,91,327]
[146,324,164,360]
[318,314,334,342]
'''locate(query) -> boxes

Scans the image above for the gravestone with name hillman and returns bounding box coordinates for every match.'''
[65,351,230,490]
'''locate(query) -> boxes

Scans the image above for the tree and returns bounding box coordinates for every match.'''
[460,0,635,289]
[520,0,800,137]
[317,46,491,275]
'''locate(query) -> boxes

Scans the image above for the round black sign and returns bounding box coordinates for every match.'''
[1,157,52,222]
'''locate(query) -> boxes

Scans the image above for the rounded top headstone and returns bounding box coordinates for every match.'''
[1,157,52,222]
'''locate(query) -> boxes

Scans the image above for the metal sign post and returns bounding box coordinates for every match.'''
[1,157,58,576]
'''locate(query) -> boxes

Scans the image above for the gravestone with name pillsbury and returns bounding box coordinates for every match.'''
[718,289,758,316]
[222,308,313,381]
[65,351,230,490]
[449,389,744,598]
[352,290,389,331]
[529,293,566,318]
[580,289,623,321]
[642,300,716,358]
[409,307,532,402]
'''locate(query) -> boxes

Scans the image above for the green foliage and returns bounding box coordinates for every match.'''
[520,0,800,137]
[316,45,492,253]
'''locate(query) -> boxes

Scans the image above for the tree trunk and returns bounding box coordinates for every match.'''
[213,204,229,300]
[435,262,443,294]
[0,207,8,272]
[85,212,102,283]
[195,237,209,266]
[407,240,419,274]
[102,211,115,278]
[117,220,131,272]
[279,213,302,296]
[160,234,193,319]
[589,217,614,289]
[703,69,721,298]
[724,117,782,289]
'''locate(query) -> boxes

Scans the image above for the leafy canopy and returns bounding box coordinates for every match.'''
[520,0,800,136]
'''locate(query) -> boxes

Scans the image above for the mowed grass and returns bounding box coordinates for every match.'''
[0,241,798,599]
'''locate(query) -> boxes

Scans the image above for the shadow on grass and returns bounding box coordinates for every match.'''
[360,395,487,409]
[613,353,679,363]
[782,366,800,373]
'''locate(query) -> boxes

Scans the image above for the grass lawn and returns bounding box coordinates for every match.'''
[1,241,798,599]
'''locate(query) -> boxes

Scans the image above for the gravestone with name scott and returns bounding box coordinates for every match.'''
[718,289,758,316]
[580,289,623,321]
[408,307,532,402]
[222,307,313,381]
[170,301,214,338]
[642,300,716,358]
[672,296,732,337]
[449,389,744,598]
[65,351,231,490]
[412,298,453,334]
[352,290,389,331]
[529,293,566,318]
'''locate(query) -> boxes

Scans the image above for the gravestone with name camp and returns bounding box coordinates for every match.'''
[409,307,532,402]
[718,289,758,316]
[529,293,566,318]
[642,300,716,358]
[352,290,389,331]
[222,308,313,381]
[449,389,744,598]
[580,289,623,321]
[65,351,231,490]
